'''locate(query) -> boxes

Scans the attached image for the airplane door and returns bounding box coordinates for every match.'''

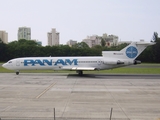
[97,60,101,65]
[16,60,20,66]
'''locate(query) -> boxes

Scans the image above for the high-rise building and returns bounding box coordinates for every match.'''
[47,28,59,46]
[0,31,8,44]
[18,27,31,40]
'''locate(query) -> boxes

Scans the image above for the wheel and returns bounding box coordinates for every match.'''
[77,70,83,76]
[16,72,19,75]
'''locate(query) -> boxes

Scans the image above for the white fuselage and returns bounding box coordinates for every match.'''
[2,56,128,71]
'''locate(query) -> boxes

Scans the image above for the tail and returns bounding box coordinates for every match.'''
[120,41,155,59]
[102,41,155,63]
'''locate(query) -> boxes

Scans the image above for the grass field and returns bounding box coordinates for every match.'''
[0,63,160,74]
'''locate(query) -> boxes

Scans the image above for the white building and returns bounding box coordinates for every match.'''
[0,31,8,44]
[18,27,31,40]
[82,35,101,48]
[47,28,59,46]
[66,40,77,47]
[82,34,119,48]
[102,34,118,47]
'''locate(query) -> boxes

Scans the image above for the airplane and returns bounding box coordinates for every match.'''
[2,41,155,75]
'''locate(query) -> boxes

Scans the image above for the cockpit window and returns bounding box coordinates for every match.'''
[8,61,12,63]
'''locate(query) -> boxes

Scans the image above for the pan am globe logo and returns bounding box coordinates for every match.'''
[126,46,138,58]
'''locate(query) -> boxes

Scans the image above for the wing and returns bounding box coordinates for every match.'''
[62,66,98,71]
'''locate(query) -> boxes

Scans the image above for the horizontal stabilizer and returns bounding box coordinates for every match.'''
[135,42,155,45]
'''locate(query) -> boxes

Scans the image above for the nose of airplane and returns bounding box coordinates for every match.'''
[2,63,7,69]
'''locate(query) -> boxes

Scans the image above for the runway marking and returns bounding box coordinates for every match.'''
[108,89,130,92]
[3,106,15,111]
[36,82,56,99]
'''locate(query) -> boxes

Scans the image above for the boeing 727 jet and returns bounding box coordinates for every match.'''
[2,41,155,75]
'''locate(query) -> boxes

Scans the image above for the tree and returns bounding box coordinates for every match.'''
[8,39,40,47]
[0,41,7,61]
[72,42,89,48]
[0,38,3,43]
[18,39,40,46]
[151,32,160,63]
[152,32,158,42]
[101,38,106,47]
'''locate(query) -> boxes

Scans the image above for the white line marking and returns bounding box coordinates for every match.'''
[36,82,56,99]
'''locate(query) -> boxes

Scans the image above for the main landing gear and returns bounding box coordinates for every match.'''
[16,71,19,75]
[76,70,83,76]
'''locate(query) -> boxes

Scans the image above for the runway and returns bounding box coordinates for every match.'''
[68,73,160,79]
[0,73,160,120]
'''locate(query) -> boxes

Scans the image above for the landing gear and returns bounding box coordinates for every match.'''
[16,71,19,75]
[76,70,83,76]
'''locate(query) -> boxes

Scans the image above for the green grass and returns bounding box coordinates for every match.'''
[0,64,160,74]
[99,68,160,74]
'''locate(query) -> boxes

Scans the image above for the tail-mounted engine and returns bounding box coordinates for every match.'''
[103,60,124,65]
[133,60,141,65]
[103,59,141,65]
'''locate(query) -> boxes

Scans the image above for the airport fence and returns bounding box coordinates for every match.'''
[0,108,130,120]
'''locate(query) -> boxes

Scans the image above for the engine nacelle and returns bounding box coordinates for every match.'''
[103,60,124,65]
[133,60,141,65]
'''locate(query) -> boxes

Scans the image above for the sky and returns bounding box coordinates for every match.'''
[0,0,160,46]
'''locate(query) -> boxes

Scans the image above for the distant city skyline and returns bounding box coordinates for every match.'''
[0,0,160,46]
[18,27,31,40]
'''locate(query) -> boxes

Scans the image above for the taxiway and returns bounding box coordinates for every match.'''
[0,73,160,120]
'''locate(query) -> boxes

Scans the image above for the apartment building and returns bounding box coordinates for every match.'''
[0,31,8,44]
[18,27,31,40]
[66,40,77,47]
[47,28,59,46]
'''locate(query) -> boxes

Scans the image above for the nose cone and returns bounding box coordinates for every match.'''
[2,63,7,69]
[2,63,12,70]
